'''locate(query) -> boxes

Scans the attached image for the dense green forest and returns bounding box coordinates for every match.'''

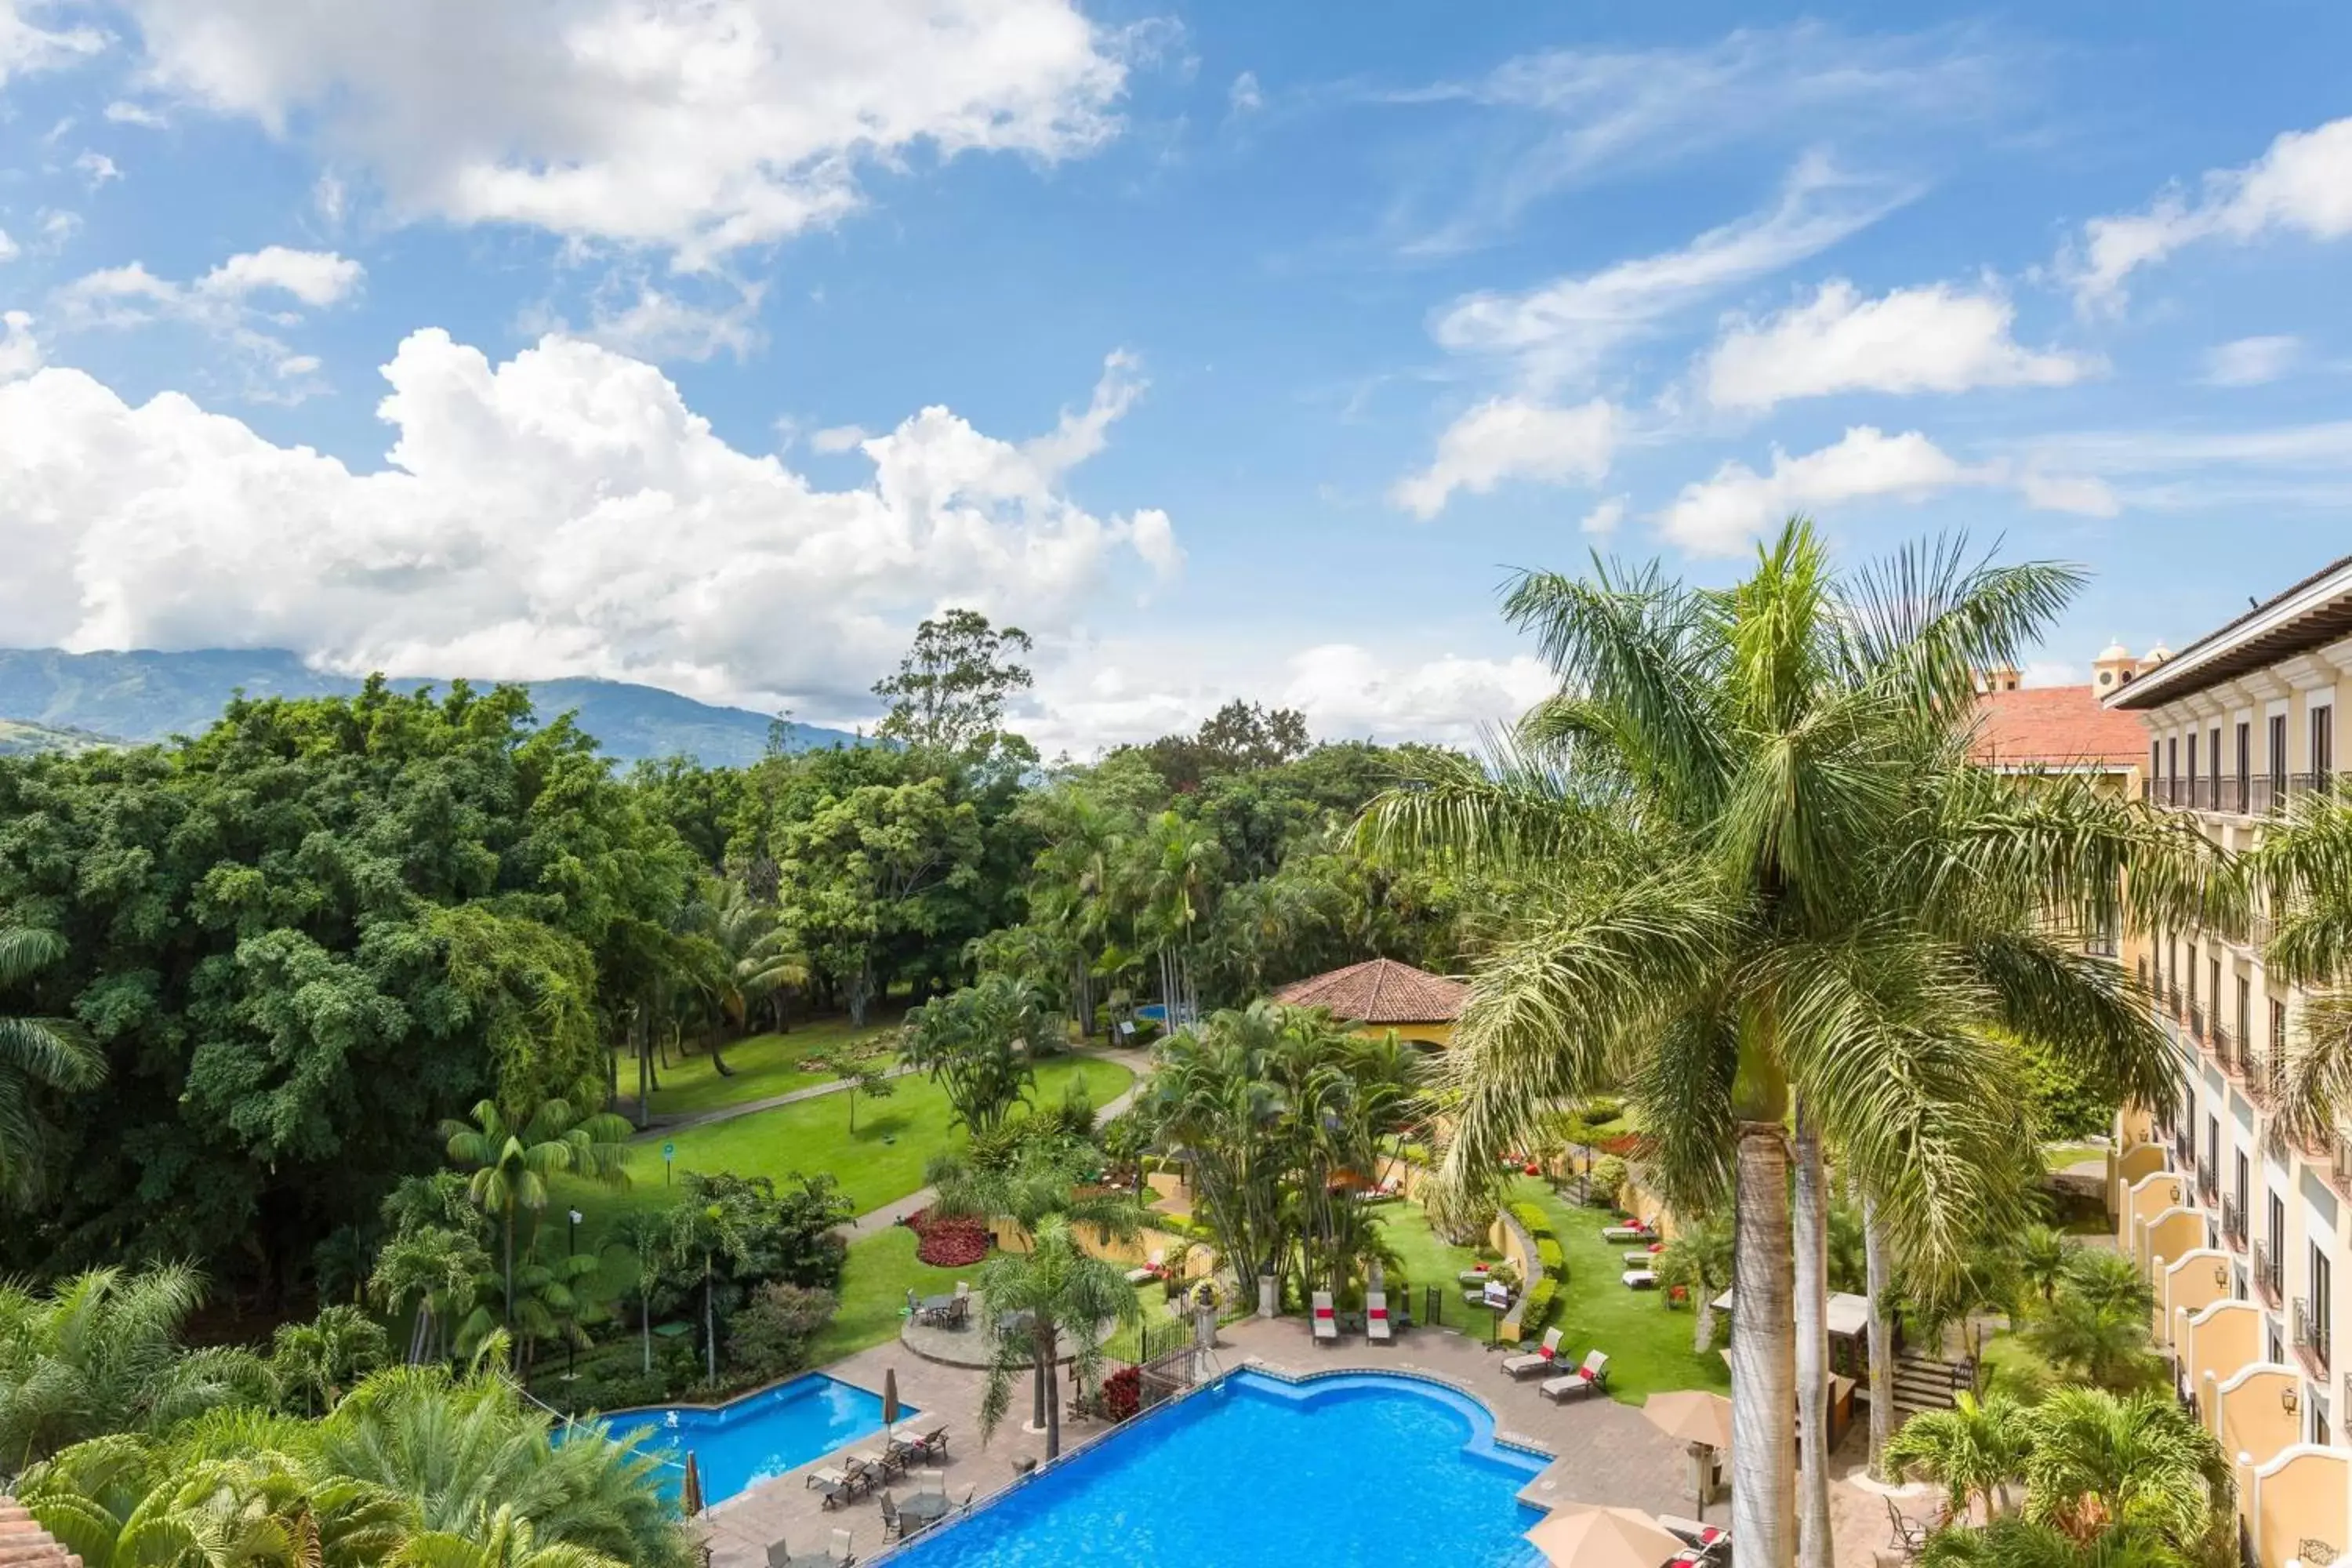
[0,615,1475,1309]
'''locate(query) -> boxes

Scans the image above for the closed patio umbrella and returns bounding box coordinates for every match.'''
[681,1450,705,1516]
[1642,1391,1733,1520]
[1526,1504,1685,1568]
[884,1367,902,1446]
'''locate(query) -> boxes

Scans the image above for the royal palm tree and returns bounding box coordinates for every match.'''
[1124,811,1224,1026]
[2245,790,2352,1138]
[974,1215,1142,1461]
[0,924,105,1207]
[372,1224,492,1366]
[441,1099,630,1333]
[1885,1391,2033,1520]
[1359,521,2227,1568]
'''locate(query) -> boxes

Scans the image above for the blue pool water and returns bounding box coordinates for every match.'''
[884,1370,1544,1566]
[597,1374,916,1505]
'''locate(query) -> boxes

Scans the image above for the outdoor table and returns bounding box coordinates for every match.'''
[917,1293,956,1323]
[901,1494,953,1530]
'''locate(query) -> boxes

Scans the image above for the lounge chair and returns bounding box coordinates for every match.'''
[1312,1290,1340,1344]
[1540,1350,1610,1402]
[1366,1290,1394,1344]
[1621,1269,1658,1290]
[913,1425,949,1459]
[1886,1499,1930,1559]
[1501,1326,1563,1378]
[1601,1219,1655,1243]
[1457,1268,1494,1287]
[767,1542,793,1568]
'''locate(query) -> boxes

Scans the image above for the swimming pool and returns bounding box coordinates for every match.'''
[599,1374,916,1505]
[884,1370,1544,1566]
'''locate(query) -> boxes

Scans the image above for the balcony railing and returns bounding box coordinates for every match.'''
[2212,1024,2238,1075]
[2256,1240,2283,1305]
[2199,1164,2221,1206]
[2223,1195,2248,1250]
[2190,1003,2207,1042]
[2249,1048,2276,1109]
[2167,982,2183,1019]
[2294,1296,2332,1376]
[2333,1134,2352,1200]
[2146,770,2344,815]
[2174,1128,2197,1172]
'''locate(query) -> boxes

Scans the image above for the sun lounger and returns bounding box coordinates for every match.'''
[1501,1326,1564,1378]
[1601,1221,1655,1243]
[1312,1289,1340,1344]
[1366,1290,1394,1343]
[1458,1269,1496,1286]
[1540,1349,1610,1402]
[1622,1269,1658,1289]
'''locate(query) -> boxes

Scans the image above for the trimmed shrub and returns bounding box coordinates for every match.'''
[1508,1200,1556,1243]
[1520,1277,1559,1330]
[726,1281,839,1382]
[1590,1155,1629,1207]
[1536,1237,1566,1272]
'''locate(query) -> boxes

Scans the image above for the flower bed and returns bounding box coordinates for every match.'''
[904,1207,989,1267]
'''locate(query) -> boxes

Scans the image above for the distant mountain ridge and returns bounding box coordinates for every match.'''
[0,648,868,766]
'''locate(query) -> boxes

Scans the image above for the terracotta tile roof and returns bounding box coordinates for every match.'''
[0,1500,81,1566]
[1272,957,1468,1024]
[1970,685,2145,771]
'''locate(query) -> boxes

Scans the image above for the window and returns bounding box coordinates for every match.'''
[2317,705,2336,782]
[2313,1247,2333,1355]
[2272,713,2289,794]
[2237,1151,2249,1228]
[2238,975,2252,1044]
[2188,952,2198,1009]
[2318,1406,2332,1448]
[2208,1112,2221,1175]
[2169,735,2180,791]
[2238,720,2252,809]
[2210,726,2223,805]
[2151,740,2161,786]
[2271,1191,2286,1266]
[2274,996,2290,1058]
[2210,958,2221,1023]
[2187,732,2200,803]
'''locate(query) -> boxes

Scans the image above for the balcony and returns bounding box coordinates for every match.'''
[2256,1240,2283,1306]
[2150,771,2346,815]
[2200,1164,2221,1206]
[2223,1195,2249,1250]
[2212,1024,2238,1075]
[2190,1003,2207,1042]
[2333,1134,2352,1200]
[2294,1296,2332,1377]
[2167,982,2183,1019]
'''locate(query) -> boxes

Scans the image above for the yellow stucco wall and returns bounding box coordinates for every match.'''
[2113,1141,2167,1222]
[2255,1448,2351,1568]
[2184,1299,2260,1404]
[1353,1021,1454,1047]
[2128,1173,2190,1267]
[2219,1366,2301,1478]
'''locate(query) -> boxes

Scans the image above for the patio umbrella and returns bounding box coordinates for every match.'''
[1526,1504,1685,1568]
[1642,1391,1733,1520]
[681,1450,705,1516]
[883,1367,902,1446]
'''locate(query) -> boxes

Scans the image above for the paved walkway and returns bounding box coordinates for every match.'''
[837,1058,1152,1242]
[626,1062,925,1138]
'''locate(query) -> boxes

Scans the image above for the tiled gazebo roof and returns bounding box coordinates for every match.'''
[1272,957,1468,1025]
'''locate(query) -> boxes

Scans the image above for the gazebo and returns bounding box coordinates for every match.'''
[1271,957,1468,1047]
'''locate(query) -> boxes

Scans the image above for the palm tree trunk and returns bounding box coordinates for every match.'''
[1694,1294,1717,1355]
[1793,1106,1832,1568]
[1733,1120,1797,1568]
[642,1279,653,1375]
[503,1203,517,1330]
[1864,1193,1894,1479]
[1041,1322,1062,1460]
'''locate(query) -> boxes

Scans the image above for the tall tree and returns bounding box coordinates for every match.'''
[441,1100,630,1336]
[871,608,1036,763]
[900,975,1054,1134]
[0,924,103,1207]
[1359,521,2227,1568]
[972,1216,1141,1461]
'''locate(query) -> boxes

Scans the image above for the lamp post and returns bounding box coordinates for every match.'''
[566,1209,585,1385]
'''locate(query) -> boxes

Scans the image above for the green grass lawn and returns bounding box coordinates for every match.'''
[646,1014,902,1118]
[1371,1199,1496,1293]
[807,1227,971,1367]
[1506,1178,1731,1405]
[559,1055,1136,1300]
[2041,1140,2105,1173]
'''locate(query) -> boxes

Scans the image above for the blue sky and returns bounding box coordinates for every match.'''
[2,1,2349,751]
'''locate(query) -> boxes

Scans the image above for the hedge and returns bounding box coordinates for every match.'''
[1520,1276,1559,1330]
[1536,1237,1565,1272]
[1508,1201,1557,1243]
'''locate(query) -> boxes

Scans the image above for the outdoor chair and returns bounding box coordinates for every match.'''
[877,1493,904,1543]
[767,1542,793,1568]
[915,1425,949,1458]
[1366,1290,1394,1344]
[1886,1500,1930,1559]
[1539,1349,1610,1402]
[830,1528,857,1565]
[1501,1326,1563,1378]
[1621,1269,1659,1290]
[1312,1290,1340,1344]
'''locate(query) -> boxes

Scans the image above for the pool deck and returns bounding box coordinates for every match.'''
[697,1313,1711,1567]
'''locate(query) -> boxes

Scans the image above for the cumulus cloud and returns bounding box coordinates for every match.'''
[2202,335,2301,387]
[0,310,41,378]
[2068,116,2352,310]
[1228,70,1262,116]
[104,99,169,127]
[1656,426,2112,556]
[1702,279,2092,408]
[1279,645,1555,741]
[552,281,768,363]
[1579,496,1627,535]
[0,330,1179,721]
[73,150,123,187]
[1430,154,1908,390]
[52,245,364,390]
[119,0,1132,267]
[0,0,106,85]
[810,424,872,455]
[1390,396,1617,519]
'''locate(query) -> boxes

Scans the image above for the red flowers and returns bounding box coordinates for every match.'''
[1102,1365,1142,1421]
[905,1207,989,1268]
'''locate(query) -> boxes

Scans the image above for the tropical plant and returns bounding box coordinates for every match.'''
[1657,1217,1735,1352]
[1884,1391,2033,1520]
[1918,1519,2188,1568]
[841,1061,895,1133]
[2019,1388,2229,1551]
[372,1225,492,1367]
[2245,789,2352,1142]
[0,1265,270,1475]
[901,975,1055,1134]
[973,1215,1141,1461]
[1357,521,2229,1568]
[0,924,104,1207]
[2020,1289,2161,1392]
[390,1504,629,1567]
[2014,1225,2077,1308]
[441,1099,631,1334]
[271,1305,391,1416]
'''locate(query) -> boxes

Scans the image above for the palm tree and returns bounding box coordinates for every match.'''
[271,1304,391,1415]
[2014,1225,2076,1308]
[392,1504,628,1568]
[0,1265,270,1474]
[1125,811,1224,1025]
[2244,792,2352,1139]
[2019,1388,2229,1552]
[1884,1392,2032,1520]
[1918,1519,2189,1568]
[372,1225,492,1366]
[441,1099,630,1334]
[0,924,104,1207]
[973,1215,1142,1461]
[1359,522,2228,1568]
[1657,1218,1735,1352]
[2020,1290,2160,1392]
[601,1210,667,1377]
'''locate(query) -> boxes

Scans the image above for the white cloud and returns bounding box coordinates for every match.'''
[0,0,106,86]
[1022,350,1145,476]
[121,0,1133,266]
[0,311,41,379]
[1655,426,2112,555]
[1702,279,2092,409]
[73,151,123,187]
[1228,70,1262,116]
[1430,154,1910,389]
[1579,496,1626,536]
[2069,116,2352,310]
[2202,335,2301,387]
[810,424,872,455]
[0,230,16,263]
[557,281,768,363]
[103,100,169,128]
[38,210,81,249]
[0,329,1179,721]
[1280,645,1555,742]
[1395,24,2014,254]
[1391,396,1617,519]
[52,246,365,390]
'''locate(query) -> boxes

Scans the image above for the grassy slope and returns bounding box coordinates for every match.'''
[645,1014,900,1118]
[1508,1178,1731,1404]
[559,1056,1136,1299]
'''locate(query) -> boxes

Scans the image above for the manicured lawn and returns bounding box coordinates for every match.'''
[808,1227,971,1367]
[2041,1140,2104,1173]
[1372,1199,1496,1294]
[559,1056,1136,1298]
[1508,1178,1731,1405]
[647,1014,901,1118]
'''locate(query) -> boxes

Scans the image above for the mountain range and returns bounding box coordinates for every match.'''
[0,648,868,766]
